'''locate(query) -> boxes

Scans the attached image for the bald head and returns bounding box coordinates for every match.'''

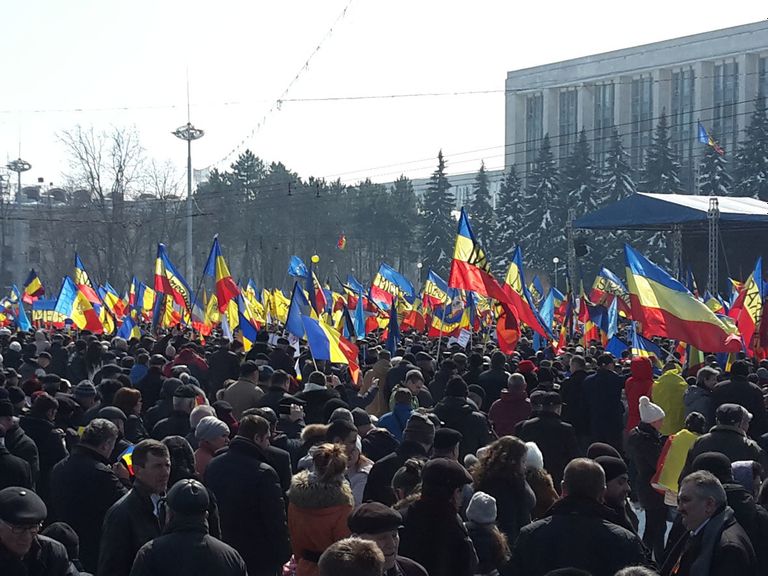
[562,458,606,501]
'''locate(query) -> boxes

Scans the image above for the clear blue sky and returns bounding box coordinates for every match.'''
[1,1,764,189]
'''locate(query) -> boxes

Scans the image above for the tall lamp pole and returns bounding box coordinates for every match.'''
[172,123,204,287]
[7,158,31,286]
[552,257,560,291]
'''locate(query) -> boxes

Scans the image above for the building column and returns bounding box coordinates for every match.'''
[653,68,672,117]
[695,61,714,125]
[616,75,632,134]
[739,53,759,136]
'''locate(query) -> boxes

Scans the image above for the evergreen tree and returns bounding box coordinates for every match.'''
[519,135,561,269]
[389,175,420,270]
[698,146,732,196]
[733,94,768,200]
[471,162,495,249]
[493,164,523,273]
[421,150,455,275]
[640,110,681,193]
[599,128,636,203]
[562,129,599,216]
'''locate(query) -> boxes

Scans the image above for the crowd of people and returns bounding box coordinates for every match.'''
[1,325,767,576]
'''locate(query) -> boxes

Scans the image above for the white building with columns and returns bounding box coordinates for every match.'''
[504,21,768,192]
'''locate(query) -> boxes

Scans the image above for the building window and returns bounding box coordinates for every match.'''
[671,67,695,192]
[630,76,654,170]
[525,93,544,171]
[593,83,615,166]
[559,89,578,160]
[760,56,768,103]
[713,61,739,157]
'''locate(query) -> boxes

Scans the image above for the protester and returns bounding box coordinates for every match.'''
[463,491,511,576]
[318,537,385,576]
[583,354,625,451]
[684,366,718,427]
[652,361,688,436]
[193,416,231,476]
[711,360,768,439]
[0,425,33,491]
[624,357,654,433]
[488,373,532,437]
[433,376,492,458]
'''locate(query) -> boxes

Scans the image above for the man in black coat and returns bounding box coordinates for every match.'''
[0,401,39,485]
[477,351,511,411]
[204,415,291,576]
[711,360,768,439]
[433,377,492,459]
[680,403,768,480]
[257,370,301,414]
[0,487,77,576]
[18,393,68,505]
[207,341,242,396]
[135,355,167,415]
[151,383,197,440]
[295,371,340,425]
[50,418,128,573]
[363,412,433,506]
[560,355,591,448]
[510,458,648,576]
[582,353,625,451]
[269,338,296,376]
[130,479,247,576]
[515,391,579,489]
[0,426,32,490]
[98,439,170,576]
[398,458,478,576]
[661,470,756,576]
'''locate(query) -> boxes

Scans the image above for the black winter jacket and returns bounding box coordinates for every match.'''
[626,422,666,510]
[0,444,33,490]
[18,414,68,504]
[1,535,78,576]
[474,475,535,547]
[680,425,768,481]
[712,375,768,438]
[4,424,39,485]
[515,412,579,488]
[433,396,492,458]
[363,440,428,506]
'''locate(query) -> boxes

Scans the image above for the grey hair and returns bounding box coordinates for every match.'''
[172,396,196,412]
[681,470,727,507]
[615,567,660,576]
[189,405,216,428]
[81,418,119,447]
[696,366,719,384]
[507,373,526,390]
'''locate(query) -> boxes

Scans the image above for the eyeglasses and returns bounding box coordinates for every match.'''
[0,520,42,535]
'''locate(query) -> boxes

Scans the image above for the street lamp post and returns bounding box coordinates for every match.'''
[552,257,560,291]
[416,262,423,285]
[7,158,31,286]
[172,123,204,287]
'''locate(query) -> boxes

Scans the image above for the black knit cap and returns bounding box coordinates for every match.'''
[433,427,463,452]
[691,451,733,483]
[595,456,628,482]
[348,502,403,534]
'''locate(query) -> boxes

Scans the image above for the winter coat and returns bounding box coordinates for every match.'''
[684,384,714,427]
[488,388,532,438]
[712,375,768,438]
[295,387,340,425]
[510,496,648,576]
[129,515,247,576]
[379,404,414,442]
[478,368,511,411]
[348,460,373,506]
[433,396,492,458]
[660,506,756,576]
[49,342,69,378]
[363,440,429,506]
[4,423,39,484]
[204,436,291,576]
[50,444,129,573]
[680,425,768,481]
[652,366,688,435]
[399,496,479,576]
[151,410,192,440]
[386,361,418,399]
[362,358,392,417]
[515,412,579,488]
[474,475,535,547]
[18,414,68,504]
[626,422,666,511]
[98,481,163,576]
[287,470,354,576]
[625,358,654,432]
[0,443,33,490]
[207,348,241,394]
[430,367,457,404]
[125,414,149,444]
[583,368,625,450]
[135,366,165,415]
[720,482,768,574]
[1,535,77,576]
[221,378,264,419]
[269,347,296,375]
[257,386,295,414]
[560,369,592,437]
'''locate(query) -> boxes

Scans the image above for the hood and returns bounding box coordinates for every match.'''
[630,357,653,381]
[500,387,528,402]
[288,470,354,509]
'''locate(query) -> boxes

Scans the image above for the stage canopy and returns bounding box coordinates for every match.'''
[573,193,768,232]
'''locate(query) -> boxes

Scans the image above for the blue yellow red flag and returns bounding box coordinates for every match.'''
[371,263,415,309]
[22,269,44,304]
[54,276,103,332]
[154,244,192,312]
[203,236,241,312]
[503,247,553,339]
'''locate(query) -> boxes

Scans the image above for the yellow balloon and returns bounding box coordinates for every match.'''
[311,255,320,264]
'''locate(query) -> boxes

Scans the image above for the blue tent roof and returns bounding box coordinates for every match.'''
[574,193,768,231]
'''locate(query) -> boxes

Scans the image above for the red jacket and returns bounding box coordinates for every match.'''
[489,388,532,437]
[624,357,653,432]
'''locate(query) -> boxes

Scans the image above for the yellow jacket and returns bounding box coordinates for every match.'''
[652,367,688,435]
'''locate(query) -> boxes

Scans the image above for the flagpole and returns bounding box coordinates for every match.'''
[435,304,448,360]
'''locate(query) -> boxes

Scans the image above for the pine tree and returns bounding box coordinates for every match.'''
[421,150,455,275]
[389,175,421,270]
[698,146,732,196]
[494,164,523,273]
[640,110,682,193]
[599,128,636,203]
[519,135,561,269]
[471,162,495,249]
[562,129,599,216]
[733,94,768,200]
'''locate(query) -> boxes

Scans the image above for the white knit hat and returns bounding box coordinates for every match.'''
[639,396,665,424]
[524,442,544,471]
[466,491,497,525]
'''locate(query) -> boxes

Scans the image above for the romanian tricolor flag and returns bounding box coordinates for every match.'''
[22,269,44,304]
[119,444,135,476]
[735,258,764,355]
[116,314,141,340]
[301,315,360,384]
[74,254,101,305]
[154,244,192,312]
[502,247,553,339]
[337,233,347,250]
[449,208,509,303]
[54,276,103,333]
[624,245,741,352]
[203,236,240,312]
[371,263,415,309]
[698,121,725,156]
